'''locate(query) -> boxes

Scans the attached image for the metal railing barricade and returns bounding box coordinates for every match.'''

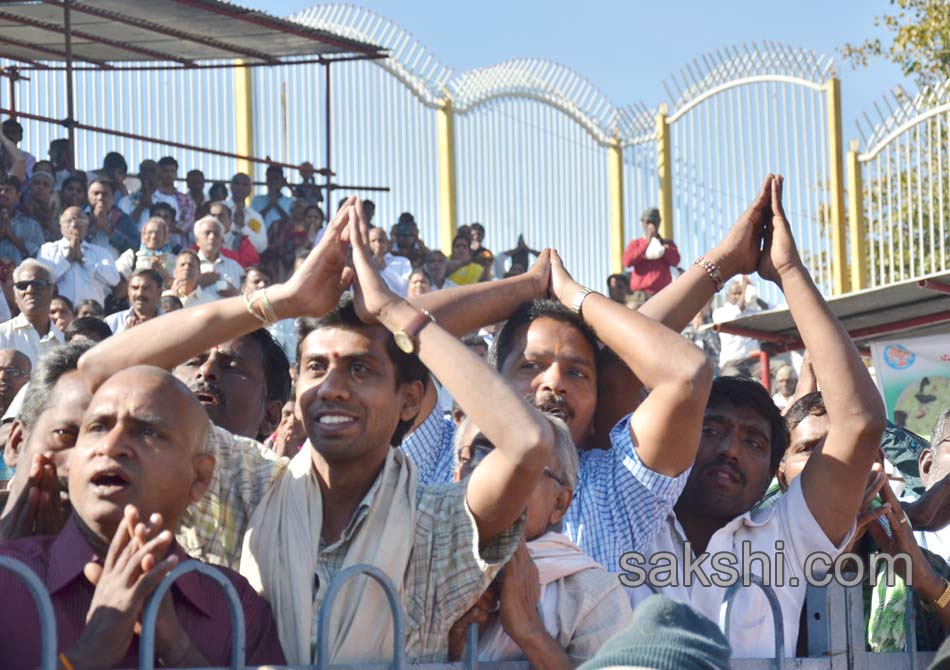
[0,554,58,670]
[139,559,247,670]
[719,575,785,670]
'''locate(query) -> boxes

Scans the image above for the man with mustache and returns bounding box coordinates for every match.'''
[0,259,64,366]
[104,268,163,334]
[77,197,554,665]
[622,176,885,658]
[0,365,286,668]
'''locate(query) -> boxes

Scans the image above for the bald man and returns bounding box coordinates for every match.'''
[0,366,285,669]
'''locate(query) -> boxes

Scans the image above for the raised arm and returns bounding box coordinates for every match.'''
[761,175,885,545]
[348,203,553,542]
[78,201,358,391]
[549,250,713,476]
[409,253,549,338]
[638,176,773,332]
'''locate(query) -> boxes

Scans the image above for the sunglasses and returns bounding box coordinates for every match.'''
[0,366,25,378]
[14,279,51,291]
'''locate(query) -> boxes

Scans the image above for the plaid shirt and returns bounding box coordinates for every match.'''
[310,477,522,662]
[401,409,690,572]
[177,424,281,569]
[178,422,521,663]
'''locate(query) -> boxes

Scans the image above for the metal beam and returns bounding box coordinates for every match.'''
[655,103,673,240]
[10,53,388,72]
[826,77,848,294]
[0,33,111,68]
[436,95,458,253]
[168,0,382,57]
[607,138,625,274]
[0,9,194,64]
[918,279,950,295]
[40,0,280,64]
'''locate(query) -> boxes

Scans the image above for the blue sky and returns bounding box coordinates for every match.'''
[249,0,911,145]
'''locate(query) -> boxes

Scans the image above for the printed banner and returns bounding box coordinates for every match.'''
[871,334,950,440]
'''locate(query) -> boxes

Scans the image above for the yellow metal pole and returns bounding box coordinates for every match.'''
[846,139,867,291]
[436,95,458,254]
[233,59,255,192]
[608,138,625,274]
[655,104,673,241]
[825,77,848,294]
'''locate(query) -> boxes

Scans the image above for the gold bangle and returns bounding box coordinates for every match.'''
[244,288,278,327]
[932,578,950,609]
[59,652,75,670]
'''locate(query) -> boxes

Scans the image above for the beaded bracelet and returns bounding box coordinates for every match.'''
[694,256,725,292]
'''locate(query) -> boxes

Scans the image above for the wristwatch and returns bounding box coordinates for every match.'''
[933,579,950,609]
[570,287,594,315]
[393,309,435,355]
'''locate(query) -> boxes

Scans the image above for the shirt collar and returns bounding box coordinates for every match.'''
[48,515,213,617]
[11,312,30,330]
[317,458,385,553]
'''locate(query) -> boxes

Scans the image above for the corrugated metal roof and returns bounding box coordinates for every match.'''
[0,0,382,66]
[716,272,950,348]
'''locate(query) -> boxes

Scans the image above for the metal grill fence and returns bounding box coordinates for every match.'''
[3,555,936,670]
[0,3,947,296]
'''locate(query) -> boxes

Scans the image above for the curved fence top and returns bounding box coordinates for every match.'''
[665,41,835,120]
[856,80,950,160]
[450,58,622,144]
[290,3,454,106]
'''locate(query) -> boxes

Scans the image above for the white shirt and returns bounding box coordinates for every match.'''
[197,250,243,300]
[118,190,179,231]
[104,307,161,335]
[380,253,412,298]
[916,526,950,560]
[713,301,758,368]
[0,293,10,324]
[38,239,120,307]
[223,199,268,253]
[0,313,64,366]
[163,286,214,309]
[630,477,853,658]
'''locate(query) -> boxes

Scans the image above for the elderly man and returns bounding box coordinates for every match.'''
[78,197,553,665]
[164,250,213,308]
[224,172,267,253]
[0,259,64,365]
[104,268,163,334]
[210,200,259,268]
[85,179,139,257]
[194,215,243,299]
[0,348,29,417]
[0,365,286,668]
[772,364,798,410]
[38,207,120,307]
[448,415,630,668]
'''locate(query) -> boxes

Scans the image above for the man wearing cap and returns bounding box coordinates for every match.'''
[622,207,680,295]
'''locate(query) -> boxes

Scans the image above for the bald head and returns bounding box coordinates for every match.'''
[68,365,215,541]
[98,366,209,453]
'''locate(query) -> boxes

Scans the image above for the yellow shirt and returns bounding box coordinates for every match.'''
[448,262,484,285]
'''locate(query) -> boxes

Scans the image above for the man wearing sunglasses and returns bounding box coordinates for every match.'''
[0,259,63,366]
[447,414,630,669]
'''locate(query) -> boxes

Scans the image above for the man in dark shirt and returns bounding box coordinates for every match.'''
[0,365,285,668]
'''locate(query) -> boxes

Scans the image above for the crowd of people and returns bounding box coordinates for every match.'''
[0,121,946,670]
